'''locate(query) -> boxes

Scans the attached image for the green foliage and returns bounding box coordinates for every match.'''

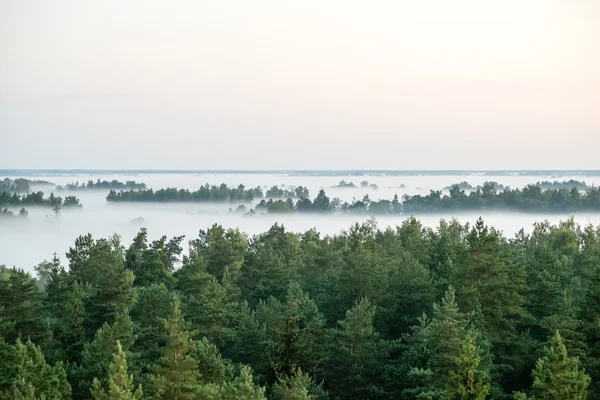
[146,298,200,400]
[73,313,137,399]
[0,267,43,342]
[403,287,493,399]
[2,218,600,399]
[0,191,81,208]
[91,340,143,400]
[530,331,590,400]
[271,369,318,400]
[11,339,71,400]
[66,234,135,338]
[106,183,263,203]
[198,366,266,400]
[322,298,395,399]
[446,334,491,400]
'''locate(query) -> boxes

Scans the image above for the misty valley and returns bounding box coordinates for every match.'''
[1,171,600,399]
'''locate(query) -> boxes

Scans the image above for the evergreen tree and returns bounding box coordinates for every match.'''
[73,312,136,399]
[0,267,43,341]
[271,369,317,400]
[323,297,394,399]
[147,298,200,399]
[130,283,175,374]
[446,333,491,400]
[198,366,266,400]
[91,340,143,400]
[403,287,493,399]
[581,265,600,397]
[66,235,135,338]
[11,339,72,400]
[174,255,239,347]
[530,331,590,400]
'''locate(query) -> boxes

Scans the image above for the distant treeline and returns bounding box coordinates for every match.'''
[0,178,55,193]
[536,180,591,190]
[58,179,147,191]
[0,192,82,208]
[251,183,600,214]
[0,207,28,218]
[443,180,590,191]
[106,184,264,203]
[265,185,309,199]
[443,181,505,191]
[332,180,378,189]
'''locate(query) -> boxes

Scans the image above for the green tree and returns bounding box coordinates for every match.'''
[190,225,246,281]
[174,255,239,348]
[271,369,317,400]
[403,287,492,399]
[130,283,175,374]
[91,340,143,400]
[198,366,266,400]
[0,267,43,342]
[530,331,590,400]
[446,334,491,400]
[323,297,395,399]
[73,312,137,399]
[66,235,135,338]
[11,339,72,400]
[147,298,200,399]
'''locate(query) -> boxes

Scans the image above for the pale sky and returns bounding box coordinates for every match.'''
[1,0,599,170]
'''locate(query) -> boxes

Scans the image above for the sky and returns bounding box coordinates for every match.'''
[1,0,599,170]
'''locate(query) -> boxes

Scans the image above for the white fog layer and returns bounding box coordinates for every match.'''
[1,172,600,272]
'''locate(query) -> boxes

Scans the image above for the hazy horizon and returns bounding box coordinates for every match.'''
[2,0,599,170]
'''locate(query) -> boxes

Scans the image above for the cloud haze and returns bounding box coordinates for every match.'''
[1,0,599,170]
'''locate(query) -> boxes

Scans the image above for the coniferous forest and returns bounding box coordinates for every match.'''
[1,217,599,399]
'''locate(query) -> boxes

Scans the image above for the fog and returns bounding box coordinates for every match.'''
[2,172,600,273]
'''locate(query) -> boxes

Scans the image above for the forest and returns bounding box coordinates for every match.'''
[252,184,600,214]
[1,217,598,399]
[106,184,264,203]
[101,181,600,214]
[0,178,55,193]
[57,180,147,191]
[0,192,82,208]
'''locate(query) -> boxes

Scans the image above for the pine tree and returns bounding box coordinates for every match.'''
[147,298,200,399]
[91,340,143,400]
[66,235,135,338]
[174,255,239,347]
[198,366,266,400]
[530,331,590,400]
[403,287,493,399]
[73,312,137,399]
[11,339,72,399]
[190,338,235,385]
[323,297,395,399]
[581,265,600,397]
[271,369,317,400]
[0,267,43,341]
[446,333,491,400]
[130,283,175,374]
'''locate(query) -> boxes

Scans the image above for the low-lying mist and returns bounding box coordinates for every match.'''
[2,173,600,272]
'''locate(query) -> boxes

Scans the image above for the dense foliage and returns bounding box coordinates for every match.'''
[265,186,310,199]
[254,184,600,214]
[0,178,54,193]
[107,184,264,203]
[0,191,82,208]
[58,180,147,191]
[1,217,599,399]
[535,180,591,190]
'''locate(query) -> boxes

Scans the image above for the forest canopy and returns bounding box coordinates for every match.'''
[1,217,599,399]
[57,179,147,191]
